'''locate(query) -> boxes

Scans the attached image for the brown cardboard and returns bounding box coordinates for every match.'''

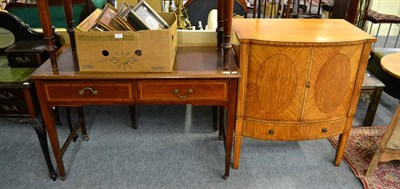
[75,12,177,72]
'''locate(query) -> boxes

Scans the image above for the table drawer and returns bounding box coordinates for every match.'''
[243,118,346,140]
[0,88,32,116]
[137,80,228,102]
[43,82,134,103]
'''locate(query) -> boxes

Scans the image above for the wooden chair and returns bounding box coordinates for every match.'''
[184,0,247,29]
[279,0,322,18]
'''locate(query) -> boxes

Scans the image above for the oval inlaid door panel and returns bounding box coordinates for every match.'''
[302,44,363,121]
[256,54,297,113]
[314,54,351,113]
[245,45,309,121]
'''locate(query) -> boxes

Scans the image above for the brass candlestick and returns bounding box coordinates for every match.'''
[174,0,192,30]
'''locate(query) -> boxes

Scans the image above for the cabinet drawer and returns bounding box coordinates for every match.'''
[137,80,228,102]
[44,82,134,103]
[0,88,32,116]
[0,88,25,102]
[243,118,346,140]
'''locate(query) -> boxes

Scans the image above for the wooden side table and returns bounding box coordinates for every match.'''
[361,72,385,126]
[380,53,400,79]
[366,52,400,176]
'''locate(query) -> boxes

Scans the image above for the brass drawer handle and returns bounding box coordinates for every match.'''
[79,87,98,96]
[173,89,193,99]
[322,128,328,133]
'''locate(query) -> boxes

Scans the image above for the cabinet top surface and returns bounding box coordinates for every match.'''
[30,46,240,80]
[233,19,376,44]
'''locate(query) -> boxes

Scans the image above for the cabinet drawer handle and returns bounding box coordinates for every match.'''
[79,87,98,96]
[173,89,193,99]
[322,128,328,133]
[268,129,274,135]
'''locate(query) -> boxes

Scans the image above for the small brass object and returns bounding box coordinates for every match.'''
[174,0,192,30]
[79,87,98,96]
[322,128,328,133]
[306,81,311,88]
[173,88,193,99]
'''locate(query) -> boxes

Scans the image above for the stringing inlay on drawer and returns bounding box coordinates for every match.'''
[44,82,134,103]
[137,80,228,101]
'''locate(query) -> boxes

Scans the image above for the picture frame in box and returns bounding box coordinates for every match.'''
[76,8,102,31]
[96,3,119,31]
[132,0,169,30]
[117,2,129,15]
[115,5,136,31]
[127,11,150,31]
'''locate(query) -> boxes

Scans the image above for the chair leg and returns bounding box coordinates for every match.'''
[52,107,62,125]
[76,107,89,141]
[212,106,225,140]
[129,105,137,129]
[212,106,218,131]
[66,107,79,142]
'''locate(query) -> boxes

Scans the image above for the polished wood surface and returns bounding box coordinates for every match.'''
[380,53,400,79]
[232,19,376,169]
[232,19,376,44]
[31,46,239,79]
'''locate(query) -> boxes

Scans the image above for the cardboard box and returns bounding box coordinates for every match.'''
[75,12,177,72]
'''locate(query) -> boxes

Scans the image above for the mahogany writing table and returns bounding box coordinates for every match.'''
[30,46,240,180]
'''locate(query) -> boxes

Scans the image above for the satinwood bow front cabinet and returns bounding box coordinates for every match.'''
[232,19,376,168]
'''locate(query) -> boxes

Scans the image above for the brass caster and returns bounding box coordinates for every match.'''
[50,173,57,181]
[73,133,79,142]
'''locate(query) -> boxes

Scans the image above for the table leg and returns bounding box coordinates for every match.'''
[223,80,238,179]
[363,88,383,126]
[31,117,57,181]
[41,104,66,180]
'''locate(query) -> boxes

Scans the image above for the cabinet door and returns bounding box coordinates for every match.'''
[302,44,363,121]
[244,44,310,121]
